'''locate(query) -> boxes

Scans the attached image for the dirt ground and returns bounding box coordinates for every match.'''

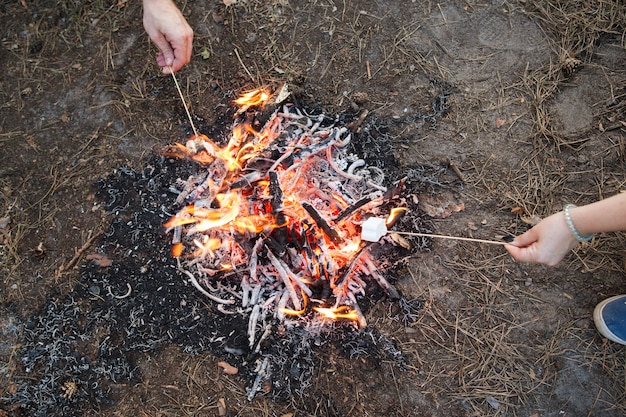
[1,0,626,416]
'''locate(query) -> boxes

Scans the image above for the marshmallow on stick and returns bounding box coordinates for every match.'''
[360,216,509,245]
[361,217,388,242]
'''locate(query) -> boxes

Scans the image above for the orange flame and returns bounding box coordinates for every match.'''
[172,242,184,257]
[164,192,241,231]
[215,126,246,171]
[233,88,271,107]
[192,237,222,257]
[386,207,408,226]
[165,191,286,236]
[313,306,359,321]
[279,292,308,317]
[230,214,286,235]
[338,240,360,254]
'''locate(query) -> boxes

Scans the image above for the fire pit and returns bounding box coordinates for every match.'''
[165,88,409,330]
[159,86,425,398]
[11,86,452,415]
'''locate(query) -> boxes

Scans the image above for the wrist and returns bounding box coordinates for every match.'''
[563,204,594,242]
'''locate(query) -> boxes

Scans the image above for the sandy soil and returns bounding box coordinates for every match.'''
[1,1,626,416]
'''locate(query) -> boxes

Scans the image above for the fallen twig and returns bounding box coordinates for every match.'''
[444,157,466,184]
[58,230,104,273]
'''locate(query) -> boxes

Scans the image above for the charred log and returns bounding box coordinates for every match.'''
[301,202,344,245]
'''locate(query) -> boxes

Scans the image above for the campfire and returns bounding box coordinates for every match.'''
[163,87,410,346]
[11,86,434,414]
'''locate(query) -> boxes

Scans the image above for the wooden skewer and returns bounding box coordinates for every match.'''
[393,231,509,245]
[168,66,199,137]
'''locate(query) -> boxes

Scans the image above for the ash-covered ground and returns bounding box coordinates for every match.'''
[7,100,453,416]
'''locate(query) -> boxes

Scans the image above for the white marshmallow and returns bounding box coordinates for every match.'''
[361,217,388,242]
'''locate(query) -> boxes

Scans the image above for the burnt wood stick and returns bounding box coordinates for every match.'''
[382,177,406,201]
[299,220,315,259]
[334,196,372,222]
[302,202,344,245]
[348,109,369,133]
[268,171,283,212]
[290,135,335,161]
[308,276,332,304]
[370,270,400,300]
[229,171,262,190]
[271,136,336,171]
[334,241,369,287]
[268,171,288,249]
[287,223,304,250]
[321,277,332,301]
[265,235,286,257]
[189,157,228,203]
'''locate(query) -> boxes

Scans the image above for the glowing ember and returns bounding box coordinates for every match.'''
[313,306,360,322]
[165,87,407,346]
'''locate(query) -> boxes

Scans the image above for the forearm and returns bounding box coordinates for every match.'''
[568,192,626,235]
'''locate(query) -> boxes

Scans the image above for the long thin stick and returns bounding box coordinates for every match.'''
[234,48,255,81]
[168,66,198,137]
[393,231,508,245]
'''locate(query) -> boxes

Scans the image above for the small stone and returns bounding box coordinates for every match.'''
[486,395,500,409]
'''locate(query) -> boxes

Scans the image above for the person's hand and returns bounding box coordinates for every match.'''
[143,0,193,74]
[505,211,579,266]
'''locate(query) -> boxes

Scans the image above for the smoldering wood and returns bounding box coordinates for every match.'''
[266,248,302,311]
[334,242,369,288]
[301,202,344,245]
[229,171,263,189]
[363,255,400,300]
[269,171,288,250]
[334,196,372,222]
[160,95,421,403]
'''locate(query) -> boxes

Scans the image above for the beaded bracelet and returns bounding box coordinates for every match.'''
[563,204,594,242]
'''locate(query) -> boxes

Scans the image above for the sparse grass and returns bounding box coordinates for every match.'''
[515,0,626,149]
[500,149,569,219]
[0,177,27,287]
[570,232,626,273]
[408,239,626,416]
